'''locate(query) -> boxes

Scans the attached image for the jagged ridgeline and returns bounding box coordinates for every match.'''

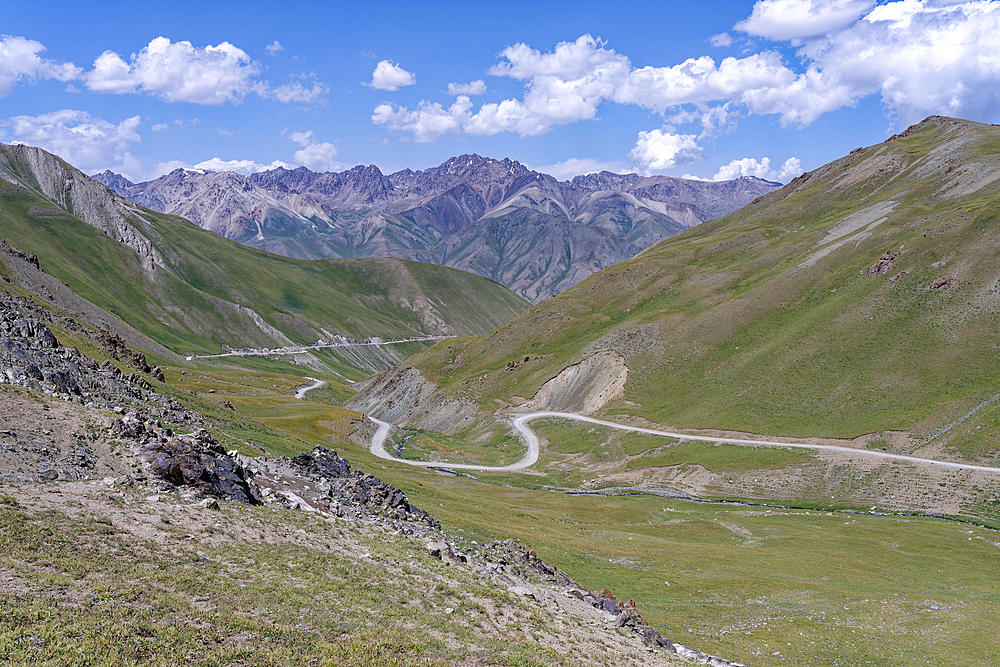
[0,144,529,374]
[356,116,1000,460]
[95,154,780,302]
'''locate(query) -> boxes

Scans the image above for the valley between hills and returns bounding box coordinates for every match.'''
[2,115,1000,666]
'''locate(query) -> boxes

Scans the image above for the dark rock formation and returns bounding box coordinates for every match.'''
[0,240,39,270]
[0,293,117,404]
[285,445,440,527]
[141,432,260,505]
[98,329,165,380]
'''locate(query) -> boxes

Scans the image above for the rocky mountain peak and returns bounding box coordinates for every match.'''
[248,163,392,203]
[569,171,641,192]
[93,170,135,196]
[439,153,530,181]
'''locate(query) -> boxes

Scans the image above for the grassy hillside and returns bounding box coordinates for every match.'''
[0,474,684,667]
[0,148,529,363]
[376,464,1000,667]
[396,116,1000,462]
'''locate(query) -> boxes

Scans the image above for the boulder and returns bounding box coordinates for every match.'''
[142,437,260,505]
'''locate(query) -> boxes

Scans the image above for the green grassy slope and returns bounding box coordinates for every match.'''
[0,151,529,360]
[402,116,1000,459]
[374,465,1000,667]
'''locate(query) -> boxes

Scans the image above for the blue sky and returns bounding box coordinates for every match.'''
[3,0,999,183]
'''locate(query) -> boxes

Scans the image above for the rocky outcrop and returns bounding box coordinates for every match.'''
[0,289,206,483]
[343,365,478,434]
[141,432,260,504]
[0,291,165,408]
[284,445,440,527]
[870,249,901,275]
[516,351,628,414]
[98,329,166,381]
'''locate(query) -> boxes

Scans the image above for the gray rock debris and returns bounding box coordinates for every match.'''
[0,290,171,411]
[245,445,442,529]
[475,538,676,652]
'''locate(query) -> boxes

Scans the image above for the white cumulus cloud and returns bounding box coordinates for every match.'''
[711,156,803,182]
[374,35,633,141]
[612,51,854,127]
[488,34,631,81]
[293,142,341,172]
[0,35,81,97]
[82,36,325,107]
[194,157,292,174]
[263,79,326,104]
[628,129,703,175]
[288,130,315,147]
[288,129,343,172]
[805,0,1000,125]
[150,157,293,179]
[374,4,1000,160]
[447,80,487,95]
[735,0,876,41]
[84,36,259,104]
[532,157,626,180]
[366,60,416,91]
[372,97,473,142]
[265,41,284,55]
[373,33,851,143]
[710,33,734,47]
[2,109,141,177]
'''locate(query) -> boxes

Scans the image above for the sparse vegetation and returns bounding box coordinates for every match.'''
[0,492,670,667]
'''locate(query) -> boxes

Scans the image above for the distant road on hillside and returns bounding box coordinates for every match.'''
[186,335,451,361]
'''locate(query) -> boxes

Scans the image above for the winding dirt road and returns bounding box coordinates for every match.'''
[294,377,327,399]
[368,416,538,471]
[367,410,1000,474]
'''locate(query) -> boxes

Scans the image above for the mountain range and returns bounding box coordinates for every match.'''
[95,157,780,302]
[0,143,528,376]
